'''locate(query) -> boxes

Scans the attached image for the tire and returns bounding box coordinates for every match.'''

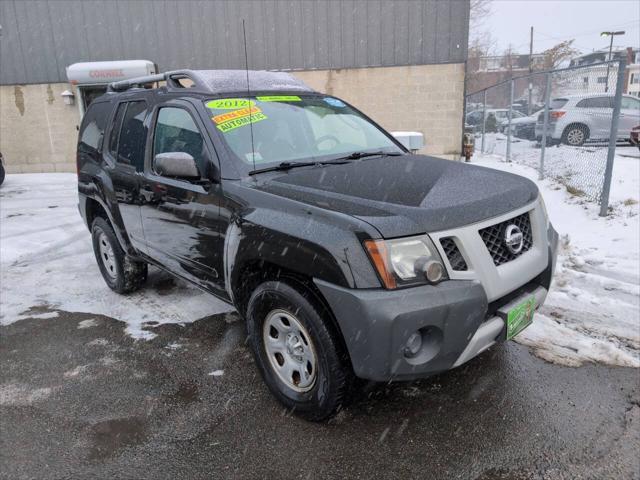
[561,124,589,146]
[246,280,352,421]
[0,163,5,186]
[91,217,147,294]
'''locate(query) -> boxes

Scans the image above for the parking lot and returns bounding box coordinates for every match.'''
[3,307,639,479]
[1,172,639,479]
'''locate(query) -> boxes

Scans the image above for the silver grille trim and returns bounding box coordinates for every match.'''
[479,212,533,266]
[429,197,549,302]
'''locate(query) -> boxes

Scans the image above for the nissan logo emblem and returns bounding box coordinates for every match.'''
[504,224,524,254]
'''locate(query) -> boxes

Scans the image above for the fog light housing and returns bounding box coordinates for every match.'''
[415,257,445,284]
[404,332,423,357]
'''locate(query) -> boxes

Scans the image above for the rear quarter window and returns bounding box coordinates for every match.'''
[576,97,613,108]
[79,101,111,152]
[550,99,568,109]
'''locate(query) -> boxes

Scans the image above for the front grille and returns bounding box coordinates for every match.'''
[479,212,532,266]
[440,237,468,271]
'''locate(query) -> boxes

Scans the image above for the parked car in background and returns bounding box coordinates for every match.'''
[631,125,640,150]
[535,94,640,146]
[500,110,542,140]
[466,109,526,133]
[0,152,5,186]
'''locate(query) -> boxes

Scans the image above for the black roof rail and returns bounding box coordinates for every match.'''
[107,70,209,93]
[108,69,315,95]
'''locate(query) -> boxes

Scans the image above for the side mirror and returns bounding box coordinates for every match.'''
[154,152,200,179]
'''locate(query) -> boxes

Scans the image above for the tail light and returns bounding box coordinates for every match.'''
[550,111,566,119]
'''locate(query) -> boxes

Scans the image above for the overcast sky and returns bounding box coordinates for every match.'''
[484,0,640,55]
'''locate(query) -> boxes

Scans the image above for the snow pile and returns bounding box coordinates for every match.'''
[474,147,639,368]
[0,174,233,339]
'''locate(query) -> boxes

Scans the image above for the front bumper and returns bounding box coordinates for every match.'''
[315,224,559,382]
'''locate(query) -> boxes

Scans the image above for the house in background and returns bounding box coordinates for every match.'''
[566,47,640,96]
[466,53,547,108]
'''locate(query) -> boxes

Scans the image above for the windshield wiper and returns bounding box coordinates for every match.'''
[333,151,404,161]
[248,152,403,175]
[249,160,350,176]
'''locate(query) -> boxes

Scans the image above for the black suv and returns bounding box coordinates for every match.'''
[77,70,558,420]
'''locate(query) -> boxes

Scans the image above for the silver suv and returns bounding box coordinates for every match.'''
[535,94,640,146]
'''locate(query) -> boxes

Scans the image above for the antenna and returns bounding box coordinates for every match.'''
[242,19,256,174]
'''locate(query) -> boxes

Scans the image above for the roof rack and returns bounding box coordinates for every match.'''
[107,70,207,93]
[108,69,315,95]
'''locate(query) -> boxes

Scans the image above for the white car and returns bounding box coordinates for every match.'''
[535,94,640,146]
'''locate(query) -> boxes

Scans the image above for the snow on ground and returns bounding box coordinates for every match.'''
[474,143,640,368]
[481,133,640,203]
[0,174,233,339]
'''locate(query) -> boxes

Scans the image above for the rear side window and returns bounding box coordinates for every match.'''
[576,97,613,108]
[550,98,568,109]
[117,101,148,170]
[79,101,111,153]
[108,103,127,157]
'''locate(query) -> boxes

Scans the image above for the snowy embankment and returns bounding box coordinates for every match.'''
[0,174,233,339]
[474,146,640,368]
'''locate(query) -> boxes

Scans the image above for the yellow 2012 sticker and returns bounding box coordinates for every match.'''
[212,106,261,125]
[206,98,255,110]
[216,112,268,133]
[256,95,301,102]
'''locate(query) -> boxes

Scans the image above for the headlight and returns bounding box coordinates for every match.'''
[364,235,448,289]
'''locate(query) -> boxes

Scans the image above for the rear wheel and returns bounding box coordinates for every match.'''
[246,280,352,421]
[91,217,147,294]
[561,124,589,146]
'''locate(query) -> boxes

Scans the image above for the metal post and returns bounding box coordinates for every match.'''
[528,26,534,115]
[539,72,552,180]
[481,90,487,154]
[600,59,626,216]
[604,36,614,93]
[506,79,514,162]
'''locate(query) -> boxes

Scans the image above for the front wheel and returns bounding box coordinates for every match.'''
[91,217,147,294]
[246,281,352,421]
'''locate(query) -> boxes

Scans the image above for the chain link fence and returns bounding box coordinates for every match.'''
[466,60,633,216]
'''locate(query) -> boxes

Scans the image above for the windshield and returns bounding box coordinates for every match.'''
[204,95,403,169]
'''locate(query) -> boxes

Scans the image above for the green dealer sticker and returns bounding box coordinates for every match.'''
[256,95,301,102]
[506,296,535,340]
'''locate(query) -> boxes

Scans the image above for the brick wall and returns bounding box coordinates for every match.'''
[0,63,465,174]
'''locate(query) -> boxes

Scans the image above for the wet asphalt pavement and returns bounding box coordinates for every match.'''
[1,300,639,480]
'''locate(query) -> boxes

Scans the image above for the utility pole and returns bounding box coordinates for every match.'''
[601,30,625,92]
[528,26,533,115]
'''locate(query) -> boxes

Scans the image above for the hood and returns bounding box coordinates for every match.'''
[253,154,538,238]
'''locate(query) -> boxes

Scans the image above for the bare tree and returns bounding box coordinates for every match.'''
[467,0,495,74]
[543,40,580,69]
[469,0,492,36]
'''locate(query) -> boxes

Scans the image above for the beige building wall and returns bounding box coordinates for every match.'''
[295,63,465,159]
[0,63,465,174]
[1,83,79,173]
